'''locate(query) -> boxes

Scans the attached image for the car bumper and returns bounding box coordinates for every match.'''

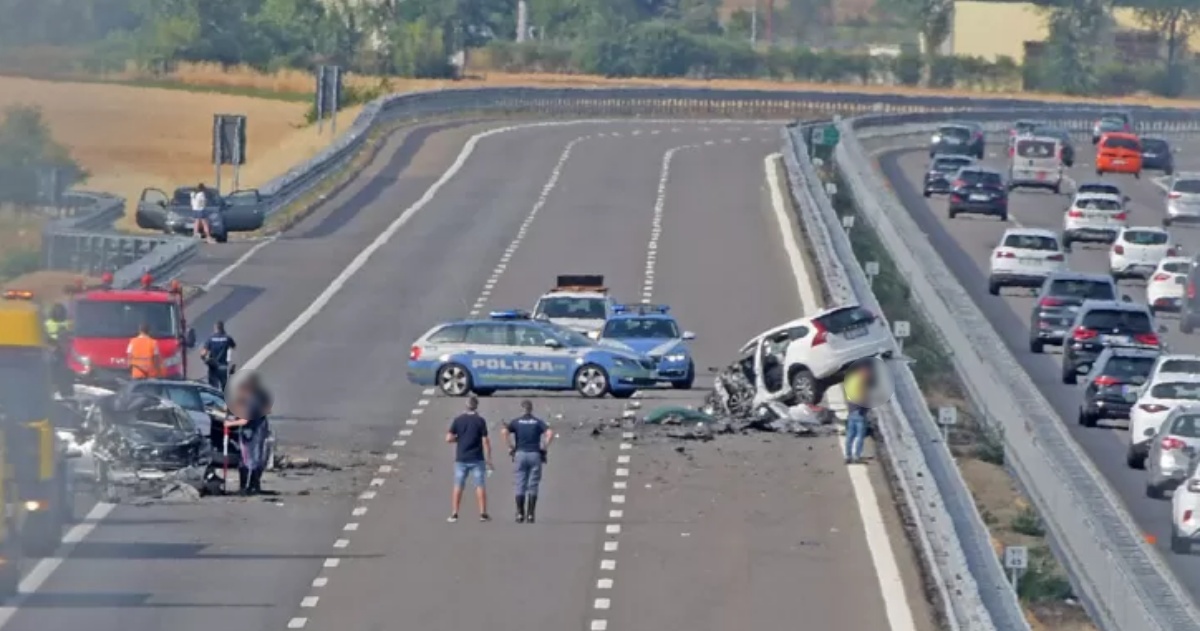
[654,363,691,382]
[1167,206,1200,220]
[1111,263,1157,278]
[991,272,1049,287]
[924,180,952,193]
[1149,466,1190,490]
[1009,178,1061,189]
[406,361,440,386]
[1083,397,1133,419]
[1065,228,1118,243]
[950,200,1006,214]
[1033,315,1073,343]
[1152,296,1183,312]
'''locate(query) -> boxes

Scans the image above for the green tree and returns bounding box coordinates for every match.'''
[874,0,952,84]
[1134,0,1200,95]
[0,105,84,207]
[725,8,754,40]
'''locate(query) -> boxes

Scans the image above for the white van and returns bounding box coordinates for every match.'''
[1009,135,1065,194]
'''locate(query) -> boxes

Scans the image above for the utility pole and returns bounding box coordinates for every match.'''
[516,0,528,42]
[765,0,774,45]
[751,0,758,45]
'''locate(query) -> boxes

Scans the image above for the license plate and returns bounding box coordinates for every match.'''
[1101,335,1131,345]
[969,194,989,201]
[1019,257,1039,265]
[1114,159,1125,165]
[843,327,869,339]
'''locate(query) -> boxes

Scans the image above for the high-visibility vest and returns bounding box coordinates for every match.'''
[844,368,868,406]
[44,319,67,341]
[128,335,160,379]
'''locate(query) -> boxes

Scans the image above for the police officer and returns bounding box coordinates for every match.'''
[843,360,872,464]
[222,370,272,494]
[200,321,237,392]
[502,400,554,523]
[44,304,73,397]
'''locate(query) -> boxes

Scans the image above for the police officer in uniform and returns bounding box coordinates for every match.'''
[44,304,73,397]
[843,360,872,464]
[200,321,237,392]
[502,400,554,523]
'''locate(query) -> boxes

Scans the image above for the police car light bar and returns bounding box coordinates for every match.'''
[489,309,532,320]
[553,274,606,292]
[614,304,669,315]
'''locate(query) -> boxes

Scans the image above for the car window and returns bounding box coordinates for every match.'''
[512,324,555,346]
[1081,309,1152,333]
[1173,179,1200,194]
[1078,184,1120,197]
[1075,197,1121,211]
[1102,137,1140,151]
[816,306,875,333]
[162,386,203,412]
[1003,234,1058,250]
[463,324,510,345]
[959,170,1003,187]
[938,126,971,140]
[535,296,608,319]
[933,158,971,172]
[1170,414,1200,438]
[1017,140,1056,158]
[542,322,594,347]
[1161,358,1200,374]
[1164,261,1190,274]
[1123,231,1168,246]
[1101,356,1155,380]
[1049,279,1115,300]
[427,324,468,343]
[198,388,224,409]
[1142,139,1168,151]
[602,317,680,339]
[1152,382,1200,400]
[1033,127,1069,141]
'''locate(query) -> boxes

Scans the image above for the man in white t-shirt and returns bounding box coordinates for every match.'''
[191,183,213,242]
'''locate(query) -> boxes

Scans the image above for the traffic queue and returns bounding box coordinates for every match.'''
[924,112,1200,553]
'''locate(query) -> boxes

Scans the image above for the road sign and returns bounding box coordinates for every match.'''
[893,321,911,339]
[841,215,856,229]
[937,406,958,426]
[825,182,838,195]
[865,261,880,276]
[814,124,840,147]
[1004,546,1028,570]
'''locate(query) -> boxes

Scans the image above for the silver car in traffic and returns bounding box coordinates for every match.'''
[1165,175,1200,227]
[1145,404,1200,499]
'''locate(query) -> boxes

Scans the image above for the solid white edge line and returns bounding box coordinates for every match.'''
[765,153,918,631]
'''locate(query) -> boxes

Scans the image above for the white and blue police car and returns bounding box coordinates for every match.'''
[407,310,658,399]
[596,304,696,389]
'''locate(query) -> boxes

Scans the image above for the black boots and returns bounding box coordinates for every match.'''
[237,467,249,494]
[249,470,263,494]
[236,468,264,495]
[515,495,526,523]
[526,495,537,523]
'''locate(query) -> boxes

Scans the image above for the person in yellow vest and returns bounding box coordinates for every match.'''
[126,322,161,380]
[44,303,73,397]
[843,360,872,464]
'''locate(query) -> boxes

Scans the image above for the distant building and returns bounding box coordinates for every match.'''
[951,0,1198,64]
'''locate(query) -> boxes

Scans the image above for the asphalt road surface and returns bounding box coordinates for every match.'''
[880,134,1200,603]
[7,120,933,631]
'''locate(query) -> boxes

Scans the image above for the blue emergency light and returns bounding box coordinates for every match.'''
[613,304,670,315]
[489,309,532,320]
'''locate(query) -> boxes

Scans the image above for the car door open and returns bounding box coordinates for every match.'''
[222,189,266,232]
[135,188,170,231]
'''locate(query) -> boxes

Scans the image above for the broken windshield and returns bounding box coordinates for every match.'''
[74,300,178,338]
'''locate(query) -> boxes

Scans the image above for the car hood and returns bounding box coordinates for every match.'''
[548,317,605,332]
[590,345,651,364]
[599,337,685,357]
[73,338,180,368]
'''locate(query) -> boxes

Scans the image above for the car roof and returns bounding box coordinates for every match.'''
[1046,271,1114,283]
[1002,227,1059,239]
[1015,134,1060,143]
[1078,181,1120,189]
[1073,192,1121,201]
[1159,256,1192,266]
[1102,347,1160,358]
[1121,225,1169,234]
[1141,136,1169,143]
[933,154,973,163]
[538,290,608,300]
[608,312,675,321]
[1157,353,1200,363]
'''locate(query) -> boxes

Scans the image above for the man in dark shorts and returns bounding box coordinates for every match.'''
[446,396,493,522]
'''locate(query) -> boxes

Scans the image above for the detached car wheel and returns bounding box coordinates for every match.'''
[437,363,473,397]
[575,364,611,398]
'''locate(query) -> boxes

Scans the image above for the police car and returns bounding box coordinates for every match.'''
[532,275,617,338]
[407,310,657,399]
[597,304,696,389]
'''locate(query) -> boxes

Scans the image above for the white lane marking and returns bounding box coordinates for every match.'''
[400,429,414,436]
[312,577,328,587]
[344,523,359,531]
[378,465,393,473]
[301,596,319,607]
[370,478,385,486]
[611,495,626,504]
[598,578,614,589]
[287,618,307,629]
[604,541,618,552]
[406,418,419,425]
[422,388,436,396]
[352,506,368,516]
[613,481,627,489]
[609,510,624,518]
[385,453,398,461]
[323,558,340,568]
[606,524,621,534]
[617,455,630,464]
[357,492,374,501]
[333,539,349,549]
[600,559,617,570]
[594,598,611,610]
[591,621,608,630]
[466,135,589,316]
[765,153,918,631]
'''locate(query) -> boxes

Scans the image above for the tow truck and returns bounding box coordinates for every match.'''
[0,290,76,571]
[532,275,618,338]
[62,273,196,387]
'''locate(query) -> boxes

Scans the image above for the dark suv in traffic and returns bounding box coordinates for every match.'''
[930,122,986,159]
[1062,301,1161,384]
[948,167,1008,221]
[1030,272,1119,353]
[923,155,975,197]
[1077,347,1159,427]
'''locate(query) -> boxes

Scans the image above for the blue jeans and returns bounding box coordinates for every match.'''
[454,461,487,489]
[239,419,269,472]
[845,407,868,460]
[513,451,543,496]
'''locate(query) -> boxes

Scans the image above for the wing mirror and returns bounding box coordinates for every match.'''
[184,327,197,348]
[543,338,562,348]
[682,331,696,340]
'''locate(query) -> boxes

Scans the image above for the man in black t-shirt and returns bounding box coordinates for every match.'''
[503,400,554,523]
[446,396,493,522]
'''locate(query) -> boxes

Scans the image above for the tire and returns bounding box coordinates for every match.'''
[789,368,823,406]
[1166,167,1175,176]
[1077,409,1097,427]
[574,363,611,398]
[1172,526,1192,554]
[672,362,695,390]
[948,207,958,219]
[1164,217,1173,228]
[610,390,635,399]
[1062,236,1072,252]
[1053,182,1061,195]
[1029,338,1044,354]
[1126,446,1146,470]
[988,279,1001,296]
[214,232,228,244]
[1183,316,1196,335]
[1061,362,1077,385]
[1135,171,1141,179]
[998,210,1008,222]
[436,363,473,397]
[922,189,931,198]
[472,388,496,397]
[1097,168,1104,177]
[1146,481,1166,500]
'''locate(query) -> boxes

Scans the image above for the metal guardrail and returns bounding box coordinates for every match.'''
[45,87,1200,289]
[824,111,1200,631]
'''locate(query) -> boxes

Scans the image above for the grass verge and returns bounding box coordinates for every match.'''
[821,166,1094,631]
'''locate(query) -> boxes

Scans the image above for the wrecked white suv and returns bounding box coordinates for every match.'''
[736,305,894,406]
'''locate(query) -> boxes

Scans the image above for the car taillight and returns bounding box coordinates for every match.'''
[1168,247,1180,256]
[1186,509,1196,521]
[1154,273,1171,282]
[953,179,965,188]
[995,251,1015,258]
[1047,254,1064,262]
[1170,192,1182,199]
[410,346,422,360]
[1136,332,1160,346]
[1163,436,1187,450]
[1113,244,1125,255]
[1094,375,1119,386]
[1141,403,1169,413]
[811,320,828,347]
[1068,209,1083,218]
[1114,212,1127,221]
[1072,326,1097,340]
[1039,297,1064,307]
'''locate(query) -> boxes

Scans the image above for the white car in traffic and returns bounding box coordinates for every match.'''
[1148,257,1192,314]
[1144,405,1200,499]
[1128,374,1200,468]
[988,228,1066,295]
[1165,176,1200,227]
[737,304,894,406]
[1063,193,1127,248]
[1109,227,1177,280]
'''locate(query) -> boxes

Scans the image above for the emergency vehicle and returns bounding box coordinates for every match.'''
[0,290,76,569]
[532,275,617,338]
[63,273,197,386]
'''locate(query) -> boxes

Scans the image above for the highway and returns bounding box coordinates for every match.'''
[880,135,1200,603]
[4,119,934,631]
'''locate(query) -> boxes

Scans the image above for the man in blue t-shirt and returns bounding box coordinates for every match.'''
[200,321,237,392]
[503,399,555,523]
[446,396,493,523]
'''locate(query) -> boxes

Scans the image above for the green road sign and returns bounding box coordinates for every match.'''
[815,124,840,146]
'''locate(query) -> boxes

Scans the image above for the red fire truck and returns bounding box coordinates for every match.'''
[64,273,196,386]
